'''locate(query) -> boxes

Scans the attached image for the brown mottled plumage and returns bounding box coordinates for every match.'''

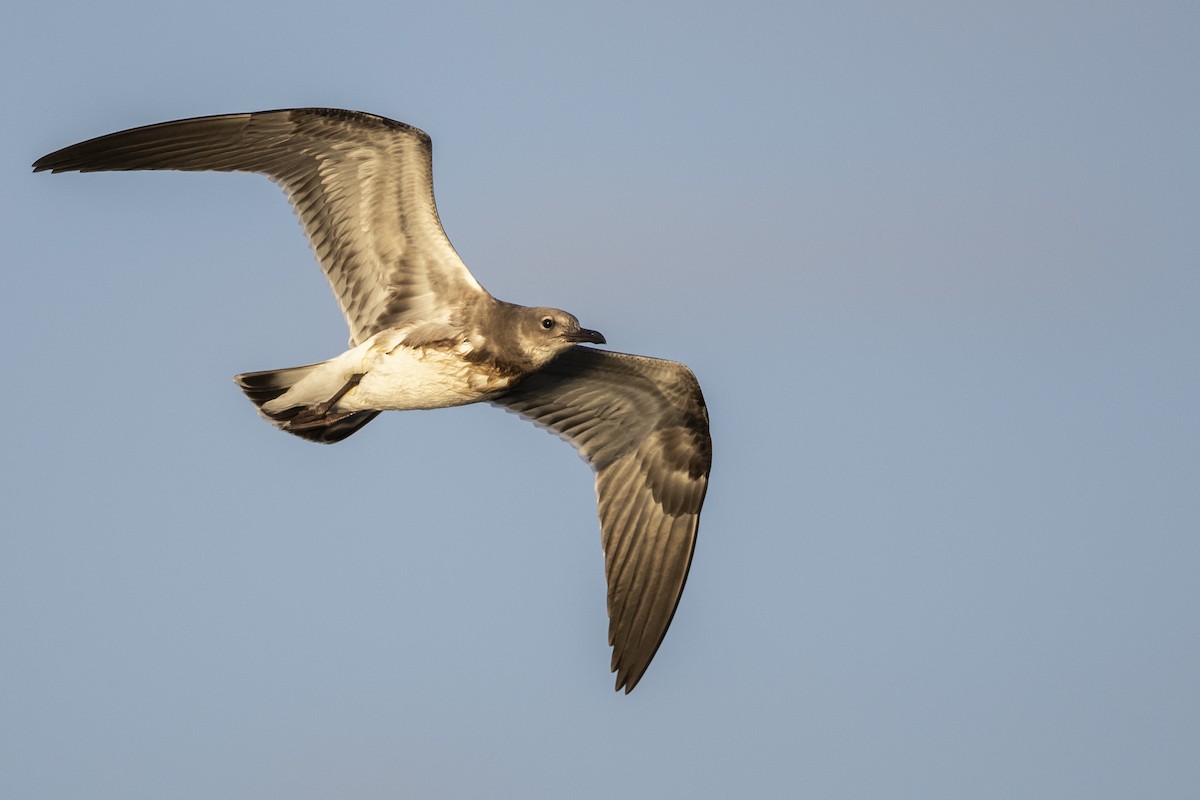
[34,108,711,693]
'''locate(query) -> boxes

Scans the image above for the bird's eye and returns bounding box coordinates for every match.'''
[541,317,555,330]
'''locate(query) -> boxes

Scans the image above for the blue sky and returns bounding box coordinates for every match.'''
[3,1,1197,797]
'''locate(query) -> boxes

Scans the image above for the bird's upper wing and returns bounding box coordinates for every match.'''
[33,108,486,345]
[492,347,711,692]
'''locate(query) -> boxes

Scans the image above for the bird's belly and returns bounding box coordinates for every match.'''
[344,346,508,411]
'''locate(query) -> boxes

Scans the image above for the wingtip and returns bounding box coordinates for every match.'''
[32,153,71,173]
[613,665,644,694]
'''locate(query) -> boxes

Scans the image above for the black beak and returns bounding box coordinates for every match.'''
[563,327,606,345]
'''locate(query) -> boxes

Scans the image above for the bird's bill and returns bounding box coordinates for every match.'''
[563,328,606,345]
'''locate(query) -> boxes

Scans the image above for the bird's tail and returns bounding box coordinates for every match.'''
[233,363,379,444]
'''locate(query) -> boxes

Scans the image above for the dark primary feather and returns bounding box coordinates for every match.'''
[493,347,712,693]
[32,108,484,346]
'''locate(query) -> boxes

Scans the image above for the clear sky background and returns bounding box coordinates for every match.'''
[3,2,1197,798]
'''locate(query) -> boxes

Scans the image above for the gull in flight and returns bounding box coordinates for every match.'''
[34,108,711,693]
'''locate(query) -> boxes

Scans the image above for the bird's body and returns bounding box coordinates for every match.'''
[34,108,711,692]
[249,300,602,422]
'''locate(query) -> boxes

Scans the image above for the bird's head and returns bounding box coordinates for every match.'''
[521,307,606,367]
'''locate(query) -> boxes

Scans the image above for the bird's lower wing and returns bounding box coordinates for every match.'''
[492,347,711,692]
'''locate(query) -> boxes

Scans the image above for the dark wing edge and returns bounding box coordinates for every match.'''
[491,347,712,692]
[32,108,426,174]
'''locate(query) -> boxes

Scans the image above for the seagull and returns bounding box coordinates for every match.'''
[33,108,711,693]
